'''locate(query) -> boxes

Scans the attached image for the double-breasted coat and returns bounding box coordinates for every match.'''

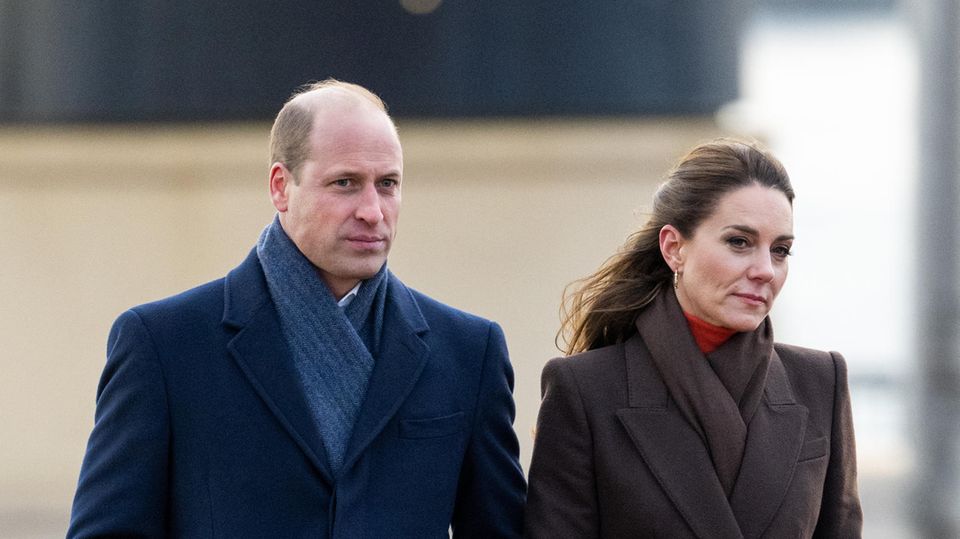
[525,332,862,538]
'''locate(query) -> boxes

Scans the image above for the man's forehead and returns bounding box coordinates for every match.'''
[302,89,391,128]
[301,104,403,175]
[310,109,399,145]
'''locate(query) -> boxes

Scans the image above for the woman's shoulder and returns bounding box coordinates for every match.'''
[541,341,631,407]
[774,342,845,365]
[773,342,848,388]
[547,340,627,369]
[543,340,630,386]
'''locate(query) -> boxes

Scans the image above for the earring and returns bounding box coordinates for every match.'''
[673,270,680,289]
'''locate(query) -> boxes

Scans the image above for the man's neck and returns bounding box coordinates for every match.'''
[336,281,362,307]
[320,273,361,302]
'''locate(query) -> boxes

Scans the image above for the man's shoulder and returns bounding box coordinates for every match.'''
[125,276,227,328]
[398,281,494,329]
[127,248,262,323]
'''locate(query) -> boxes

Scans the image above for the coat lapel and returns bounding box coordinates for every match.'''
[341,273,430,472]
[222,249,334,483]
[616,335,744,539]
[728,350,808,538]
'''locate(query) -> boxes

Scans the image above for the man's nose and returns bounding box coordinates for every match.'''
[355,183,384,224]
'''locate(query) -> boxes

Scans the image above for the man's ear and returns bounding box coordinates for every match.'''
[269,163,292,212]
[658,224,685,271]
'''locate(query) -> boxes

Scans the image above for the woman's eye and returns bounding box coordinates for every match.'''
[726,237,749,248]
[772,245,793,258]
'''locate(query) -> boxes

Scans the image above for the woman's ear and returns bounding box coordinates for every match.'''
[659,225,685,271]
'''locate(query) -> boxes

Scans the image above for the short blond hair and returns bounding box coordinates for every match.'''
[268,79,391,182]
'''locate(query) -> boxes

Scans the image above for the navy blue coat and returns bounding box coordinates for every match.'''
[69,249,526,538]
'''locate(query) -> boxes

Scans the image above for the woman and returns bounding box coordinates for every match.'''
[525,139,862,538]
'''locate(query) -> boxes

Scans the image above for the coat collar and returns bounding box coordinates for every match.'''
[616,334,742,539]
[616,334,807,539]
[728,349,808,538]
[340,271,430,473]
[222,249,431,483]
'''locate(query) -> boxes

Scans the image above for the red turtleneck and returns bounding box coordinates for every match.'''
[683,311,736,354]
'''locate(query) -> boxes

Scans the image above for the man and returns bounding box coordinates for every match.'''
[68,80,526,537]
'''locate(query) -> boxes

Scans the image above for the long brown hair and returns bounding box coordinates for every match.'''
[559,138,795,355]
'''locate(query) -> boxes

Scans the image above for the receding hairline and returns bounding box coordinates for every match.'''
[268,79,399,180]
[287,79,389,116]
[293,83,399,141]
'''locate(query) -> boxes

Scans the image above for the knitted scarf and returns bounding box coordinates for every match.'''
[636,287,773,497]
[256,216,388,474]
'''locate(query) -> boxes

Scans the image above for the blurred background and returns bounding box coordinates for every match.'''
[1,0,957,537]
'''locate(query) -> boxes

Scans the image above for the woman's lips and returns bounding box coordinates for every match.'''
[734,292,767,305]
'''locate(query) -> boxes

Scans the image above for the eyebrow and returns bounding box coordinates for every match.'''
[723,224,795,242]
[323,168,402,180]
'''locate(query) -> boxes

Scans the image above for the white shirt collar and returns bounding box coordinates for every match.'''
[336,281,362,308]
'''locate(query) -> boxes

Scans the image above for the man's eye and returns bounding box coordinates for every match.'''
[380,178,398,188]
[333,179,350,187]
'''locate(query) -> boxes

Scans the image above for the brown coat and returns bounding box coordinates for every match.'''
[525,334,862,538]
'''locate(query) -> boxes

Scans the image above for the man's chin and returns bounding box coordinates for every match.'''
[350,259,388,280]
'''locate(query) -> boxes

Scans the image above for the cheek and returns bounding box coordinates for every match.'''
[289,196,316,223]
[696,252,742,287]
[384,199,400,220]
[772,266,789,295]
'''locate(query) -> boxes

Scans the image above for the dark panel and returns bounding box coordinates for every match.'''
[0,1,747,121]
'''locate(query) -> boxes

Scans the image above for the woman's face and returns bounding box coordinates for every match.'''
[662,183,794,332]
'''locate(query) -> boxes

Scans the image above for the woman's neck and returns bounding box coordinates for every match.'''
[683,311,736,354]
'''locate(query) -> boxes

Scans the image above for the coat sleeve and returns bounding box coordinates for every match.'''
[450,321,526,538]
[813,351,863,538]
[525,357,600,538]
[68,309,170,538]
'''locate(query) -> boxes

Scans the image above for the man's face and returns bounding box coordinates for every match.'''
[270,98,403,298]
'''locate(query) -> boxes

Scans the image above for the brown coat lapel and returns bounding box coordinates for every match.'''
[616,336,809,539]
[616,336,743,539]
[728,350,808,538]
